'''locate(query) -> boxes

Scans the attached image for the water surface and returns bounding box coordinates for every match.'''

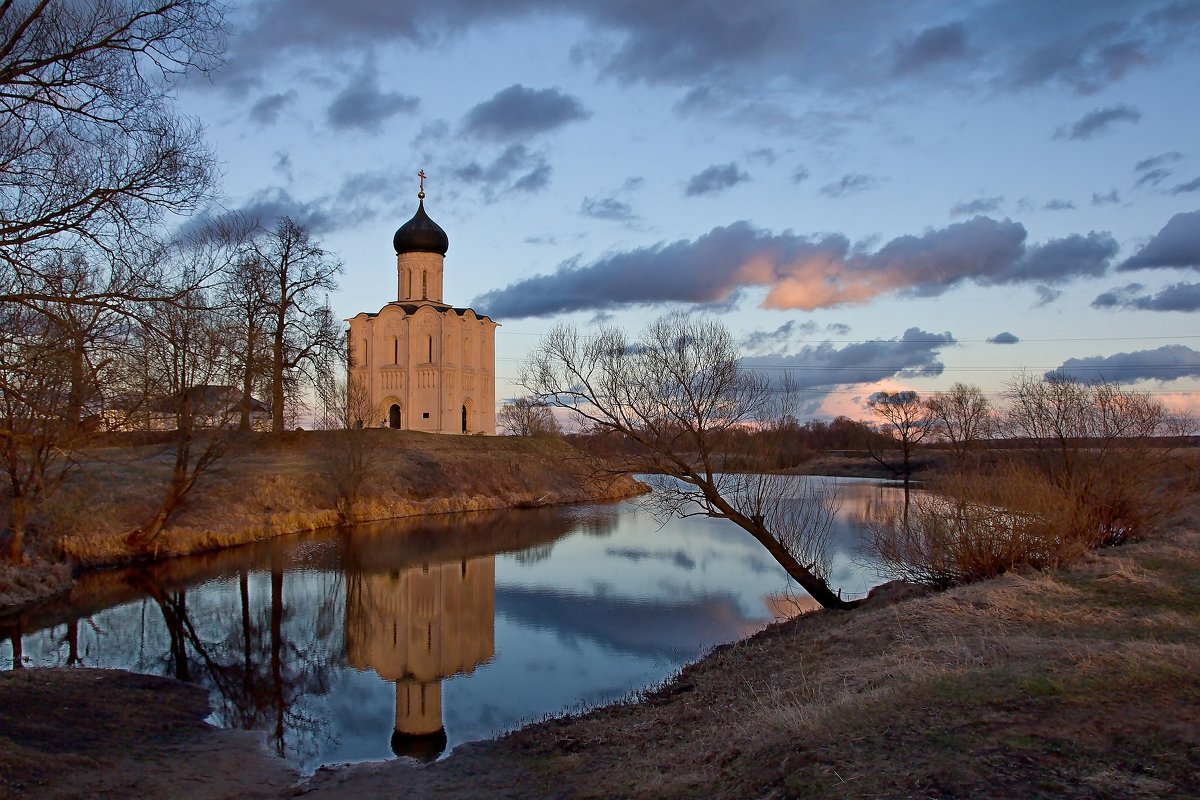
[1,478,903,772]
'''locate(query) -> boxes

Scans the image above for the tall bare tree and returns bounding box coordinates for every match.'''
[866,390,932,480]
[925,382,993,464]
[250,218,343,432]
[521,313,852,610]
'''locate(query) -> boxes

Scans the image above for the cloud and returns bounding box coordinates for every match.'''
[1135,168,1172,188]
[791,166,810,184]
[745,147,776,165]
[462,84,589,141]
[224,1,1200,106]
[1043,199,1075,210]
[987,331,1020,344]
[452,145,553,200]
[741,327,956,392]
[1135,151,1183,173]
[473,216,1120,319]
[1170,177,1200,195]
[581,196,636,221]
[819,173,878,198]
[892,22,969,74]
[1092,189,1121,206]
[326,70,419,132]
[1055,104,1141,140]
[1092,281,1200,312]
[1120,210,1200,270]
[741,320,818,353]
[684,162,750,196]
[1051,344,1200,383]
[950,196,1003,216]
[248,90,297,125]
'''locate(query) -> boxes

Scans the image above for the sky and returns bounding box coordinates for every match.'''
[176,0,1200,420]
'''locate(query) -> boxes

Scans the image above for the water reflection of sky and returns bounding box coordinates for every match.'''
[0,479,903,773]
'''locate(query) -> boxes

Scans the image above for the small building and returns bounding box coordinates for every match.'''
[346,179,498,434]
[106,385,270,431]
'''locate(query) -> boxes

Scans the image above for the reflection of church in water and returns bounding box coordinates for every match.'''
[345,557,495,761]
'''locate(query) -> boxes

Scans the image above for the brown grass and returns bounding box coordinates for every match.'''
[9,430,645,586]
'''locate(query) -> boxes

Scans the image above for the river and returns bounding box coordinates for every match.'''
[0,477,907,773]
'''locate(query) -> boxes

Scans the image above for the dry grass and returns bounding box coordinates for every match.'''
[460,509,1200,799]
[1,431,644,611]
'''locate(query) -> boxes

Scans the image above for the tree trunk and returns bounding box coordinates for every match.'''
[272,309,285,433]
[270,565,285,757]
[5,494,26,562]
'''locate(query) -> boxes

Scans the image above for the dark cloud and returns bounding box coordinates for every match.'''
[741,327,956,391]
[623,176,645,191]
[819,173,878,198]
[224,1,1199,106]
[1170,176,1200,195]
[741,320,817,353]
[745,147,777,165]
[1055,104,1141,140]
[987,331,1020,344]
[1092,281,1200,312]
[1043,199,1075,210]
[473,216,1118,319]
[792,166,810,184]
[581,196,635,221]
[326,70,419,133]
[1034,285,1063,305]
[452,145,553,200]
[893,22,969,74]
[1092,189,1121,206]
[337,170,393,203]
[1135,168,1172,188]
[462,84,589,141]
[1135,151,1183,172]
[684,162,750,196]
[1120,210,1200,270]
[248,90,297,125]
[950,196,1003,216]
[1052,344,1200,383]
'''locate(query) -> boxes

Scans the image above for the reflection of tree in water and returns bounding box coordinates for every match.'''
[512,543,554,565]
[128,549,344,763]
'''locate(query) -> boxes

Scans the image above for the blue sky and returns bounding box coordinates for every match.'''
[179,0,1200,418]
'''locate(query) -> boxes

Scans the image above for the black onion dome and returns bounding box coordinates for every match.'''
[392,199,449,255]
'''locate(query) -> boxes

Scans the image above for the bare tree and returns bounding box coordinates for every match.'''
[866,390,932,480]
[250,218,343,432]
[0,0,223,296]
[521,313,853,610]
[0,305,80,561]
[498,396,561,437]
[925,382,993,464]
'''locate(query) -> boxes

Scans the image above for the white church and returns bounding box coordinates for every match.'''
[347,176,498,434]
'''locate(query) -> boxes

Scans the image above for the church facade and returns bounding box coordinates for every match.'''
[347,183,498,434]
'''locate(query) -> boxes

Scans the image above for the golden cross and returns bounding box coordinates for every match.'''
[418,169,427,193]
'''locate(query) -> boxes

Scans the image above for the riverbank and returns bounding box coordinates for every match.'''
[0,431,646,617]
[3,501,1198,798]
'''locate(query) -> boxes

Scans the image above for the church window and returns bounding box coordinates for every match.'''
[425,333,433,362]
[392,337,398,364]
[421,270,427,299]
[361,338,368,366]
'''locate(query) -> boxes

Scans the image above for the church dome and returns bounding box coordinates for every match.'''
[392,197,449,256]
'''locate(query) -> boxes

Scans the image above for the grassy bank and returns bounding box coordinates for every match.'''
[0,431,645,615]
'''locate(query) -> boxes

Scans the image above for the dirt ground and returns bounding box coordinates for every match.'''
[4,507,1199,799]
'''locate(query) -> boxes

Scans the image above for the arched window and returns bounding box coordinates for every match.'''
[421,270,427,300]
[392,337,398,364]
[425,333,433,363]
[361,338,368,366]
[461,404,467,433]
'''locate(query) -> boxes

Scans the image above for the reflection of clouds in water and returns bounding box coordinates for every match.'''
[605,547,696,570]
[495,585,758,661]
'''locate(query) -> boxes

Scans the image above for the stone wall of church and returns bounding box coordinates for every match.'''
[348,304,497,435]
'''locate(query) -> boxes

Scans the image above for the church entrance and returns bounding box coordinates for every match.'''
[461,405,467,433]
[389,404,401,429]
